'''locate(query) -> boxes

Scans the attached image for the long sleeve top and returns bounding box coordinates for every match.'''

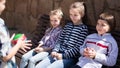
[77,33,118,68]
[0,18,16,68]
[53,22,88,59]
[39,26,62,50]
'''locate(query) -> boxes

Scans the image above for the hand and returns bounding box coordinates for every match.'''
[16,38,32,52]
[51,52,57,58]
[83,48,90,57]
[34,47,44,53]
[34,46,39,51]
[83,47,96,59]
[88,48,96,59]
[56,53,62,60]
[34,44,42,50]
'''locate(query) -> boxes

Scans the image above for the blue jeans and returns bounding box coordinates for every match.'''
[20,49,49,68]
[35,56,77,68]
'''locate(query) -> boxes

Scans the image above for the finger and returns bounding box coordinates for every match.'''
[84,48,87,51]
[21,34,25,39]
[25,44,32,46]
[22,48,27,52]
[24,46,31,49]
[84,48,88,52]
[86,47,89,50]
[25,40,31,43]
[24,45,31,48]
[91,48,95,51]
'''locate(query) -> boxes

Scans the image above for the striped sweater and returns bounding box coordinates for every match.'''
[53,22,88,59]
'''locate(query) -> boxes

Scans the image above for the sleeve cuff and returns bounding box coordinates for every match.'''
[39,41,43,45]
[94,53,106,62]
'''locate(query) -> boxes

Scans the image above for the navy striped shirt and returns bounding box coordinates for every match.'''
[53,22,88,59]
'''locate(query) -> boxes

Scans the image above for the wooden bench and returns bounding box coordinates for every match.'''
[15,14,120,68]
[15,14,50,66]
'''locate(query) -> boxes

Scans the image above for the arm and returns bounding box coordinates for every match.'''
[48,28,62,50]
[2,42,21,62]
[94,39,118,66]
[38,28,50,46]
[0,20,32,62]
[52,43,60,52]
[34,42,43,52]
[80,39,88,56]
[36,27,62,52]
[52,28,64,52]
[2,39,32,62]
[38,41,44,47]
[34,28,50,52]
[62,28,88,59]
[34,28,50,51]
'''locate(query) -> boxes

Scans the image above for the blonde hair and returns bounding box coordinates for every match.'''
[49,8,65,28]
[70,2,85,17]
[49,8,63,19]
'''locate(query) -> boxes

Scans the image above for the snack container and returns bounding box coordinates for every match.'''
[11,33,27,45]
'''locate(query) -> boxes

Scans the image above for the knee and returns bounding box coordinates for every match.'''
[29,57,36,63]
[21,55,28,61]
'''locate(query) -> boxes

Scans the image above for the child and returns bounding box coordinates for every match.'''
[35,2,88,68]
[20,8,63,68]
[71,12,118,68]
[0,0,32,68]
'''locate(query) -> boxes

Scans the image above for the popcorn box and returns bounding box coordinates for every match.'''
[11,33,27,45]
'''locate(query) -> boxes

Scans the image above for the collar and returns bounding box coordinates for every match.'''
[97,33,111,38]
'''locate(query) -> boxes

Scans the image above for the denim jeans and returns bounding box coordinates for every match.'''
[70,65,81,68]
[35,55,77,68]
[20,49,49,68]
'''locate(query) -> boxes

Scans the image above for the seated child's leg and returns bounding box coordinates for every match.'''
[35,55,55,68]
[47,59,77,68]
[28,52,49,68]
[20,49,37,68]
[71,65,81,68]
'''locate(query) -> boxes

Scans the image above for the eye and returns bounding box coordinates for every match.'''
[50,20,53,21]
[50,20,58,22]
[70,14,73,16]
[101,24,106,26]
[74,14,78,16]
[96,22,100,26]
[54,20,58,22]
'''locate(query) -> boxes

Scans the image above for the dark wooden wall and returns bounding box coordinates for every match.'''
[1,0,120,34]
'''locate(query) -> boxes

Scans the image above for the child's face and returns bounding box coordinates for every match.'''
[0,0,6,15]
[96,19,110,35]
[69,8,82,25]
[50,15,61,28]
